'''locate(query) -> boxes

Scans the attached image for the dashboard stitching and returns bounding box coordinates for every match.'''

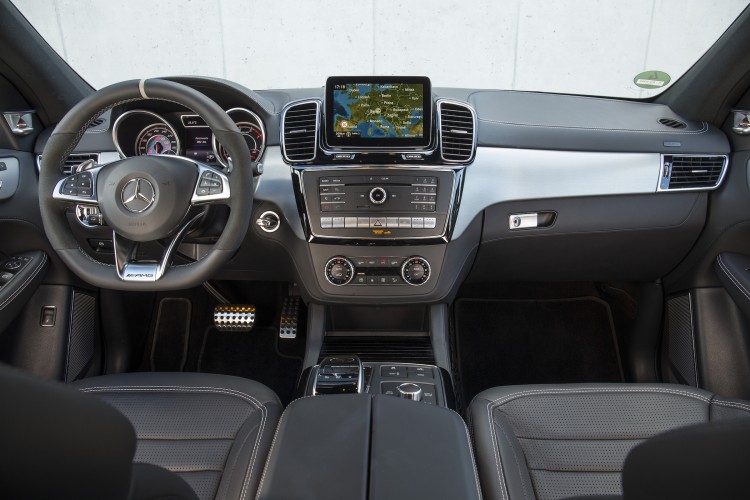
[477,118,709,134]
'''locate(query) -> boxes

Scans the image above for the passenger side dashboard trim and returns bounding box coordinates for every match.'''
[454,147,662,238]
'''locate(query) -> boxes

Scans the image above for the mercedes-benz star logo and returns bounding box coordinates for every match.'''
[121,178,156,213]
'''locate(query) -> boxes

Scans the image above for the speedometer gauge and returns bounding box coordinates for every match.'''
[217,122,264,164]
[136,125,180,156]
[212,108,266,171]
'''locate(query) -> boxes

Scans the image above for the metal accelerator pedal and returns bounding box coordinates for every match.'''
[279,295,300,339]
[213,304,256,332]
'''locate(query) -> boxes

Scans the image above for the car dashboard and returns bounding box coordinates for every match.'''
[32,75,730,305]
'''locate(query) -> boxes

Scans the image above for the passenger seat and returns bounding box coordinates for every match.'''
[469,383,750,499]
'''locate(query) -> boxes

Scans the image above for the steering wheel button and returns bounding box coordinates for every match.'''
[196,187,210,196]
[209,186,222,195]
[78,188,92,196]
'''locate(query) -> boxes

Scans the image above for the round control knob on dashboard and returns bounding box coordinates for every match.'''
[397,383,423,401]
[369,186,387,205]
[324,257,354,286]
[401,256,431,286]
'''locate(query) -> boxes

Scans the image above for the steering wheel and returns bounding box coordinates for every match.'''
[39,79,253,291]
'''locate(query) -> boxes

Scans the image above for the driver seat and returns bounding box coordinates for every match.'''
[1,365,282,500]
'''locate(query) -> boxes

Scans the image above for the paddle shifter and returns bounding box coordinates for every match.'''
[313,355,364,395]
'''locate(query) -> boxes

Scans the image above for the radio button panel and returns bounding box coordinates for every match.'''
[299,168,458,241]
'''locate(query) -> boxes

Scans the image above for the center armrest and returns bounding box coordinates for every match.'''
[257,394,480,500]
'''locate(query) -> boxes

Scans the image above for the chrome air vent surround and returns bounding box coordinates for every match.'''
[658,154,728,191]
[281,99,320,163]
[438,100,476,163]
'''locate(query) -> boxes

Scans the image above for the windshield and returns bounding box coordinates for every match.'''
[11,0,750,98]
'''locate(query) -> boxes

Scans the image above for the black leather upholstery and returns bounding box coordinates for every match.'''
[0,363,201,500]
[257,394,482,500]
[715,252,750,322]
[75,372,282,500]
[622,418,750,499]
[469,383,750,500]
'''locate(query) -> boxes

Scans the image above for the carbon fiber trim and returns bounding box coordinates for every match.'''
[667,294,698,386]
[65,291,97,382]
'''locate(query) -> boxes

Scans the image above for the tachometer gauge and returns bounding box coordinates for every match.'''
[215,122,264,168]
[136,124,180,156]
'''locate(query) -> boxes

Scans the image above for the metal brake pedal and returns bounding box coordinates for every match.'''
[213,304,255,332]
[279,296,300,339]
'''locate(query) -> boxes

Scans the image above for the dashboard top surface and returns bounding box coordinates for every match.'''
[34,76,729,156]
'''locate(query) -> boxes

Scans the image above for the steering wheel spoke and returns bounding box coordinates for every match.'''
[191,163,230,205]
[113,211,206,282]
[52,164,104,205]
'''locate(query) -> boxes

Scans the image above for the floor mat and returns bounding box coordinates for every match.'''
[197,327,301,406]
[454,297,624,406]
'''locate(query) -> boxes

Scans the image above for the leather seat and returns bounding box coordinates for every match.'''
[468,383,750,500]
[75,372,283,500]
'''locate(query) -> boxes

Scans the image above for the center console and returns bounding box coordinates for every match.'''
[308,355,448,406]
[256,394,481,500]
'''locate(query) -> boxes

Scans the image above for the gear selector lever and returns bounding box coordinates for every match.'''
[313,355,364,395]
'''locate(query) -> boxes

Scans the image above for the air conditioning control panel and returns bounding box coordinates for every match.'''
[324,255,431,287]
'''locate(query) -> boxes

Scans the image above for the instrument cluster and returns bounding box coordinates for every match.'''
[112,107,265,171]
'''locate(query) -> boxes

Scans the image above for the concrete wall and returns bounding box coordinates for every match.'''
[12,0,749,97]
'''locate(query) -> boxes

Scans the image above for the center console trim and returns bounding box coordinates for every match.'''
[292,165,463,243]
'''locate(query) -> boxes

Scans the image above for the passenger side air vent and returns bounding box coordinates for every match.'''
[660,155,728,191]
[438,100,476,163]
[37,153,99,175]
[282,100,320,163]
[658,118,687,129]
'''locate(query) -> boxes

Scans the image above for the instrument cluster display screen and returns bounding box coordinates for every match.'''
[325,76,431,149]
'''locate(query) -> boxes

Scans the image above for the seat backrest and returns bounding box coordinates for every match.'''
[623,418,750,499]
[0,363,197,500]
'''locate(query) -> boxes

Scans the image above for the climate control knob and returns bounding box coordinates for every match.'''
[401,256,431,286]
[369,186,387,205]
[325,257,354,286]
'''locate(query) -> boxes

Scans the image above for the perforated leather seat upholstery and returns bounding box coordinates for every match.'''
[468,383,750,500]
[75,372,282,500]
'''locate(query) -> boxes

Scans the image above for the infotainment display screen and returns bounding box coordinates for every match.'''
[325,76,431,149]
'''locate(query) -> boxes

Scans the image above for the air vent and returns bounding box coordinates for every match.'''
[660,155,728,191]
[439,100,476,163]
[319,336,435,364]
[659,118,687,129]
[37,153,99,175]
[282,100,319,163]
[88,118,105,128]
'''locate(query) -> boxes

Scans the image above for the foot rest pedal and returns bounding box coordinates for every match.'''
[279,296,300,339]
[214,304,255,332]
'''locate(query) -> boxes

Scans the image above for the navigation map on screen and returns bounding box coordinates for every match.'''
[331,82,424,140]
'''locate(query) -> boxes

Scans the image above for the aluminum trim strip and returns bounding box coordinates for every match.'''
[454,147,662,238]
